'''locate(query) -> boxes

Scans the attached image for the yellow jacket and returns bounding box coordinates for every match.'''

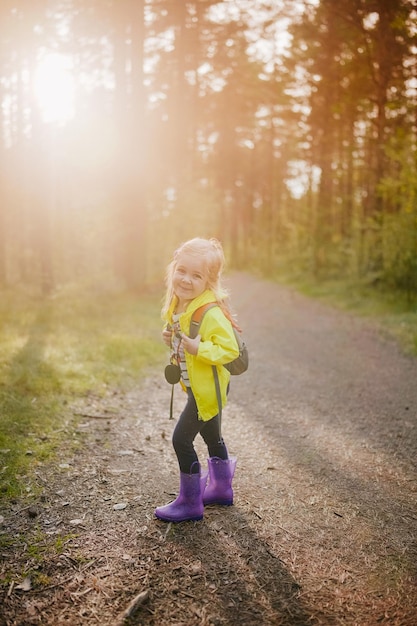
[164,290,239,421]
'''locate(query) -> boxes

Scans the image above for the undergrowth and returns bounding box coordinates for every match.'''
[0,287,165,499]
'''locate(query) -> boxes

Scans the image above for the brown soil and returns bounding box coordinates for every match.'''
[1,272,417,625]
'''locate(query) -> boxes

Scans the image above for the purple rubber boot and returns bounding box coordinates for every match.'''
[203,457,237,506]
[155,463,208,523]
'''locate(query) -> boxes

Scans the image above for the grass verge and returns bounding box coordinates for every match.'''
[0,287,166,500]
[276,273,417,356]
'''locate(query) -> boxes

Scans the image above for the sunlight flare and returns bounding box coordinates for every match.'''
[34,52,75,123]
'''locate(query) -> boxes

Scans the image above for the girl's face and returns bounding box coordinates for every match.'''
[173,252,208,308]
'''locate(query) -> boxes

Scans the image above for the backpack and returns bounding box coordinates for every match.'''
[189,303,249,375]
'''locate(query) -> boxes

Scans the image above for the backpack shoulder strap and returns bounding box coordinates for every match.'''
[189,303,218,338]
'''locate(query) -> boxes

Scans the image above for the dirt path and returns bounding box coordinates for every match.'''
[1,272,417,625]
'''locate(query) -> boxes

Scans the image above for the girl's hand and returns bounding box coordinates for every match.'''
[162,328,172,347]
[181,333,201,355]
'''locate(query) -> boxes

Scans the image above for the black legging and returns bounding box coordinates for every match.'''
[172,388,228,474]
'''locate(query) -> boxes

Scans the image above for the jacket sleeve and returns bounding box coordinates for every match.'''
[196,307,239,366]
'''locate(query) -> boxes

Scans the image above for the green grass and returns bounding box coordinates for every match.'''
[0,287,166,499]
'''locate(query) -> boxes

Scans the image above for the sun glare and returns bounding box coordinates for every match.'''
[34,53,75,124]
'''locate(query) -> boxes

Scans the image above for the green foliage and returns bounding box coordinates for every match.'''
[0,288,165,499]
[380,210,417,299]
[377,134,417,299]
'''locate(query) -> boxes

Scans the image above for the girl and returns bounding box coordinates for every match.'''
[155,237,239,523]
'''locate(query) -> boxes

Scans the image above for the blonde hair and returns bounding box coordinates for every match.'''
[162,237,229,317]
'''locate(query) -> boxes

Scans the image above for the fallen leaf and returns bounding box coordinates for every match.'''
[15,577,31,591]
[113,502,127,511]
[189,561,202,576]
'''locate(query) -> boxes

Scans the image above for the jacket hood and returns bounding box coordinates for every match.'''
[165,290,217,326]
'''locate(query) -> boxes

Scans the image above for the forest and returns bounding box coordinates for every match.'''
[1,4,417,622]
[0,0,416,297]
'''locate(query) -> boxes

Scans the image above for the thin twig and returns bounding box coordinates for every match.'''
[73,412,116,420]
[7,581,15,597]
[114,589,150,625]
